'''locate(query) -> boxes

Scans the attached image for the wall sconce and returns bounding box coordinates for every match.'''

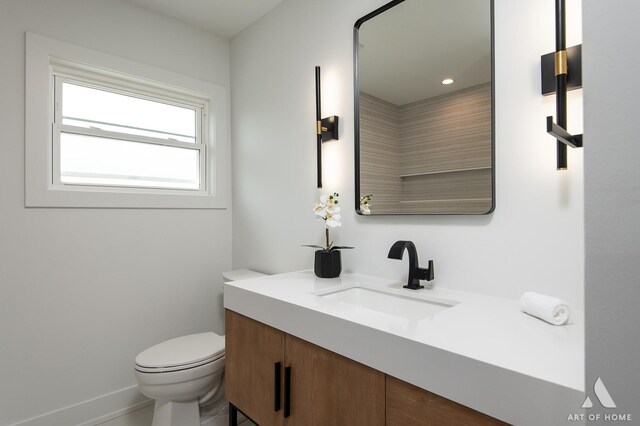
[315,66,339,188]
[541,0,583,170]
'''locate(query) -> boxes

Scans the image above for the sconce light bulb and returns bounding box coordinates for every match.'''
[442,78,454,85]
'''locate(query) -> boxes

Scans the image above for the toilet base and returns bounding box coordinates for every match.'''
[152,400,200,426]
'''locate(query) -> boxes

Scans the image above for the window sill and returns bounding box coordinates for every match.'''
[26,185,228,209]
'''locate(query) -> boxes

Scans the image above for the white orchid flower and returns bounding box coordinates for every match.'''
[313,202,326,216]
[306,192,351,252]
[326,212,341,228]
[359,194,372,215]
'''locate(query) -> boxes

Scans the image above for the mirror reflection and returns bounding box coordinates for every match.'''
[355,0,494,215]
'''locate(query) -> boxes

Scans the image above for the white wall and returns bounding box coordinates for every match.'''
[583,1,640,423]
[231,0,584,307]
[0,1,231,424]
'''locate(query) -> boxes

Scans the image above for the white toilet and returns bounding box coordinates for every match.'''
[134,269,266,426]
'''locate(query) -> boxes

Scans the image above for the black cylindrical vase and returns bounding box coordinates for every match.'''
[314,250,341,278]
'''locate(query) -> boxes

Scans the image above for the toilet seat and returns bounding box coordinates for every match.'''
[135,332,225,373]
[133,270,267,426]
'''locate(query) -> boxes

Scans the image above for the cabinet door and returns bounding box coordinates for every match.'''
[386,376,508,426]
[225,310,285,426]
[285,335,385,426]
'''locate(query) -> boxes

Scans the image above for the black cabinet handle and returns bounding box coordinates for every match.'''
[274,362,281,412]
[284,366,291,418]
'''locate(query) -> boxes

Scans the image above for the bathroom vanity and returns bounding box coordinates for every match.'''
[224,271,584,426]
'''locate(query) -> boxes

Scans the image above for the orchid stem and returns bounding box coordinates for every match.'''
[325,227,329,250]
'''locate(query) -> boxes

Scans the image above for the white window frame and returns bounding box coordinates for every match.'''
[52,72,207,193]
[25,33,229,209]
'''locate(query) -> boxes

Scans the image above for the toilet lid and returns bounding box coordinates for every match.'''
[222,269,267,282]
[135,332,225,372]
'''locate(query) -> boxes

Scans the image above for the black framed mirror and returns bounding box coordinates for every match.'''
[354,0,494,215]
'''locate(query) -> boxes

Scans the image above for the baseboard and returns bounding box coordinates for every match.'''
[8,385,151,426]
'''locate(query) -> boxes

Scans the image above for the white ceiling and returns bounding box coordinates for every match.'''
[359,0,491,105]
[122,0,285,39]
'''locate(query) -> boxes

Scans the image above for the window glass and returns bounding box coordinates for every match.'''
[60,133,201,190]
[61,82,197,143]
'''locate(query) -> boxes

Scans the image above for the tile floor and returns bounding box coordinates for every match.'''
[97,404,255,426]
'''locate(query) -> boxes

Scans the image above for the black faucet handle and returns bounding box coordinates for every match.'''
[415,260,434,281]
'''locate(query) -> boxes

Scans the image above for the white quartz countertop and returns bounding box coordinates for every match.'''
[224,271,584,426]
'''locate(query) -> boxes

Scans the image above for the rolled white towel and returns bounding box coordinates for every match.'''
[519,292,571,325]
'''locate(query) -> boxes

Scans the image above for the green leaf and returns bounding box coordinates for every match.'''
[302,244,325,250]
[329,246,354,251]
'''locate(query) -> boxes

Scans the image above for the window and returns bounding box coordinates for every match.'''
[55,76,206,191]
[26,33,229,208]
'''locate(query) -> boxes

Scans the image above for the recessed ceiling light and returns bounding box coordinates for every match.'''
[442,78,454,85]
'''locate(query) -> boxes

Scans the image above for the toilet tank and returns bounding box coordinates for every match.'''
[221,269,267,283]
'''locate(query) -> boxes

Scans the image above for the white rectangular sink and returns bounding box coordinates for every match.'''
[316,285,457,320]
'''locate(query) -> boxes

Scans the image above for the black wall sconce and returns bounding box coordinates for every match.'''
[541,0,583,170]
[315,66,339,188]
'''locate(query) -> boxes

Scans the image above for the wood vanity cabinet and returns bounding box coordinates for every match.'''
[225,309,505,426]
[225,310,385,426]
[386,376,507,426]
[225,310,285,426]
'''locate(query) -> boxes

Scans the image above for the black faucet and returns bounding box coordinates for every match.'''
[387,240,434,290]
